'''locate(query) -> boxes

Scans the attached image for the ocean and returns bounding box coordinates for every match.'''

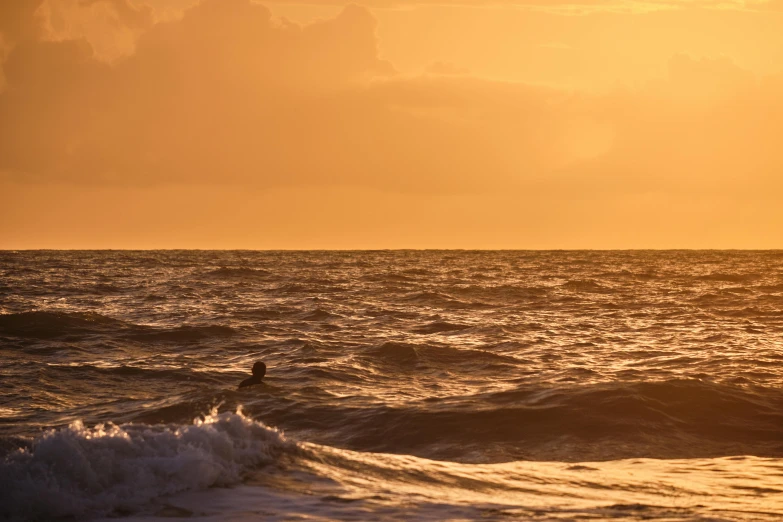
[1,250,782,521]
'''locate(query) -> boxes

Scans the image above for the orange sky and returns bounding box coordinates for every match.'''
[1,0,781,248]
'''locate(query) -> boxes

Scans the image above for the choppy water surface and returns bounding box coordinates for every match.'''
[1,250,782,520]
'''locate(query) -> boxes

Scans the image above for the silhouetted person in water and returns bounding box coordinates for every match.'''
[238,361,266,389]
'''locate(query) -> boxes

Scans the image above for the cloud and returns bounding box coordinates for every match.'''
[665,53,755,99]
[0,1,46,45]
[250,0,767,14]
[1,0,410,187]
[0,0,156,62]
[424,61,470,75]
[83,0,156,30]
[0,0,782,206]
[1,0,556,192]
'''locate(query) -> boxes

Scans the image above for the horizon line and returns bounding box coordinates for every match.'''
[2,248,782,252]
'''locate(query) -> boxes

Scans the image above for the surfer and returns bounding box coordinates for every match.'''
[238,361,266,389]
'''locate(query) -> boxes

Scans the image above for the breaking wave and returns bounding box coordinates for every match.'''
[0,410,293,520]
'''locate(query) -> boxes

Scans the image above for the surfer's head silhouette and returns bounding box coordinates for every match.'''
[252,361,266,378]
[238,361,266,389]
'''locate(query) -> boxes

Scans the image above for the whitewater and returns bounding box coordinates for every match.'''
[1,250,782,520]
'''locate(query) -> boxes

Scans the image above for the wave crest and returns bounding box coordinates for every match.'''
[0,410,292,520]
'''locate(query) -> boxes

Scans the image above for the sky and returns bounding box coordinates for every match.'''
[0,0,781,249]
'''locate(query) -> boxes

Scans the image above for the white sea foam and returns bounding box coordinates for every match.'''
[3,409,783,521]
[0,410,291,520]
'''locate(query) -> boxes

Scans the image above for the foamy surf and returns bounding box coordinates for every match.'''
[0,410,292,520]
[3,410,782,521]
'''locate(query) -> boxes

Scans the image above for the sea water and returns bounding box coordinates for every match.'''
[1,250,782,520]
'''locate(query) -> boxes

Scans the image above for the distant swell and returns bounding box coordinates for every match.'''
[559,279,612,293]
[204,267,272,279]
[127,325,237,342]
[402,291,476,309]
[264,379,783,463]
[0,411,293,520]
[413,321,471,334]
[0,311,237,342]
[43,363,222,384]
[697,272,762,283]
[300,309,342,321]
[366,341,516,367]
[0,311,126,339]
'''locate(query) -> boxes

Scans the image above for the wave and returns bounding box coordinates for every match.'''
[272,283,313,294]
[451,284,550,300]
[759,283,783,292]
[300,309,343,321]
[696,272,762,283]
[597,269,659,280]
[42,363,221,384]
[365,341,518,367]
[127,324,237,342]
[361,272,417,283]
[0,310,239,343]
[368,341,420,362]
[0,410,293,520]
[204,267,272,279]
[0,311,127,339]
[233,308,289,320]
[94,283,124,294]
[2,410,782,520]
[413,321,472,334]
[264,379,783,463]
[711,306,783,318]
[402,268,433,276]
[559,279,613,293]
[401,291,477,309]
[287,447,783,521]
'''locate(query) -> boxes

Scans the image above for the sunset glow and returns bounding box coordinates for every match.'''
[1,0,782,248]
